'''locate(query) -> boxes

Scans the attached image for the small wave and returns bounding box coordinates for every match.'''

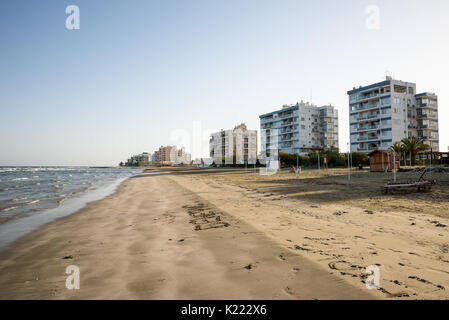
[1,205,20,212]
[12,197,28,202]
[12,177,29,181]
[26,200,40,205]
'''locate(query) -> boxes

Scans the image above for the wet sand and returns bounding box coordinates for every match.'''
[0,169,375,299]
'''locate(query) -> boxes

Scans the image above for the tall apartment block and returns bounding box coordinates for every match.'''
[259,101,339,158]
[209,123,258,164]
[157,145,191,164]
[413,93,439,150]
[348,77,439,153]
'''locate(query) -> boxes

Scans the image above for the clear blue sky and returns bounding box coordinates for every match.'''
[1,0,448,166]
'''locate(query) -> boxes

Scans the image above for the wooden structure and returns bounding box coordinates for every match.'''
[369,150,400,172]
[419,151,449,166]
[383,169,436,194]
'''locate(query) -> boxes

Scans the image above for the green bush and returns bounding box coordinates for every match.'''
[351,152,369,167]
[280,153,310,167]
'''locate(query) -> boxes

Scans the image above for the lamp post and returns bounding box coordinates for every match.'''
[347,142,351,182]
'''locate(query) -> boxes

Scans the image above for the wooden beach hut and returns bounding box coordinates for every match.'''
[369,150,400,172]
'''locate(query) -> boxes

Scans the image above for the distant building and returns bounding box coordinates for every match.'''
[209,123,258,164]
[152,151,160,162]
[348,77,439,153]
[126,152,150,166]
[159,146,175,163]
[157,145,191,165]
[259,101,339,159]
[173,147,191,164]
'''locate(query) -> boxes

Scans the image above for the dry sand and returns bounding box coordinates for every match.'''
[168,167,449,299]
[0,169,376,300]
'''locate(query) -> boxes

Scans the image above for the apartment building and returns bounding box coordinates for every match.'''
[348,77,439,153]
[259,101,339,158]
[157,145,191,164]
[209,123,258,164]
[174,147,192,164]
[126,152,150,166]
[414,93,439,150]
[152,151,160,162]
[158,146,175,163]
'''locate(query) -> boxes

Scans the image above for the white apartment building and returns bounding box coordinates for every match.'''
[259,101,339,159]
[348,77,439,153]
[172,146,192,165]
[209,123,258,165]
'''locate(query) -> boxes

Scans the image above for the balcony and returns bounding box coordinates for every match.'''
[279,113,294,120]
[358,134,379,142]
[357,92,379,102]
[356,103,380,112]
[419,103,438,111]
[358,125,380,132]
[281,121,295,127]
[367,113,380,119]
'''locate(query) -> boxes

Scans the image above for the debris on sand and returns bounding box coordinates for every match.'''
[429,220,447,228]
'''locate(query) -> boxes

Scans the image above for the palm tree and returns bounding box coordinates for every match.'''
[389,142,404,165]
[389,142,404,153]
[400,137,430,166]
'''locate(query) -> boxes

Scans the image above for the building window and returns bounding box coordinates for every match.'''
[394,85,407,93]
[381,96,391,105]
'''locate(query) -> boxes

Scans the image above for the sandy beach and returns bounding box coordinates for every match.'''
[0,167,448,299]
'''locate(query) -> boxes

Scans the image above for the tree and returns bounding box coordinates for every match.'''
[400,137,430,166]
[389,142,404,154]
[351,152,369,167]
[389,142,404,165]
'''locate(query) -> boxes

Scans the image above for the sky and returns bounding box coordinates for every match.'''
[1,0,448,166]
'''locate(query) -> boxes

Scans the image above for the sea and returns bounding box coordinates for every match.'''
[0,166,141,249]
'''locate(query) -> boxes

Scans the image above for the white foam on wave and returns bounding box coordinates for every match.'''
[12,197,28,202]
[0,171,140,250]
[1,205,20,212]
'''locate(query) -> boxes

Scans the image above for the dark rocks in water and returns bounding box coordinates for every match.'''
[63,255,73,260]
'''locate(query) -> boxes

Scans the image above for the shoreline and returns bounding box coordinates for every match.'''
[0,173,137,251]
[0,169,376,300]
